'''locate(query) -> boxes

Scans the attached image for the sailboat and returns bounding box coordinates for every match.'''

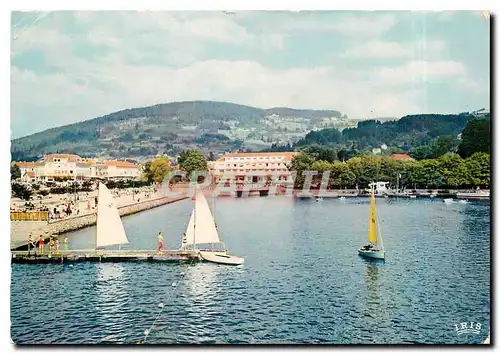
[182,189,244,265]
[358,188,385,260]
[95,182,129,251]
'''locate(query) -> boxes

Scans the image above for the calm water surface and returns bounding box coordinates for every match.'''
[11,197,490,344]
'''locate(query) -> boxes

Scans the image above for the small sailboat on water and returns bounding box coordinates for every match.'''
[95,182,129,251]
[358,188,385,260]
[182,189,244,265]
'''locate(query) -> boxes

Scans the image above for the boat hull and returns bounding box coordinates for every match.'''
[358,249,385,260]
[199,251,244,265]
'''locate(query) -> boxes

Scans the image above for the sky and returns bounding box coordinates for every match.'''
[10,10,490,139]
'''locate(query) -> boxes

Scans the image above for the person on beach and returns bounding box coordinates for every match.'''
[182,232,187,249]
[28,233,35,256]
[157,232,164,253]
[49,237,55,254]
[38,235,44,254]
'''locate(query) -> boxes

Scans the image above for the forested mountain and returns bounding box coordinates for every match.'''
[11,98,488,163]
[296,113,483,151]
[11,101,344,161]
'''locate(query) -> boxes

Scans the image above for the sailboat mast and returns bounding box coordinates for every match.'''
[94,185,99,252]
[193,190,196,251]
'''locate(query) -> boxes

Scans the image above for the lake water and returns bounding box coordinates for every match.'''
[11,196,490,344]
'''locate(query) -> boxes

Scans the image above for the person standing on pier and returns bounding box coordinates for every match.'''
[55,238,60,253]
[38,235,44,254]
[157,232,164,253]
[27,233,35,256]
[49,236,55,255]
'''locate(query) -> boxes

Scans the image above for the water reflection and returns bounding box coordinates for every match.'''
[364,262,381,308]
[94,263,129,343]
[179,263,224,342]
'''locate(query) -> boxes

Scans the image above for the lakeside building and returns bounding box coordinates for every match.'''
[14,154,142,183]
[210,152,298,184]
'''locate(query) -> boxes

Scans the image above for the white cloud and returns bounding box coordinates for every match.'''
[330,14,397,37]
[13,58,465,136]
[373,60,467,85]
[10,11,488,138]
[343,40,446,59]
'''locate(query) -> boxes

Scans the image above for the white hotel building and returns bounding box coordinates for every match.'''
[210,152,297,184]
[15,154,142,183]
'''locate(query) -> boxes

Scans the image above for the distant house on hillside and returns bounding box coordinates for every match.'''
[391,153,414,161]
[472,108,490,118]
[22,171,37,183]
[372,148,382,155]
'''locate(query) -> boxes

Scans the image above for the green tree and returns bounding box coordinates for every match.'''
[409,145,433,160]
[178,149,208,180]
[458,118,490,158]
[142,161,154,183]
[142,156,171,183]
[464,152,490,187]
[10,163,21,180]
[311,160,333,173]
[289,152,315,172]
[421,159,443,188]
[437,153,467,188]
[11,182,32,200]
[431,135,459,158]
[289,152,316,189]
[329,161,356,188]
[337,147,347,162]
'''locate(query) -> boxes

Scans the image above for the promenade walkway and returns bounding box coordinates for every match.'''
[10,184,191,250]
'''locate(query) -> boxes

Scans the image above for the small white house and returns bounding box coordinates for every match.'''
[368,181,390,194]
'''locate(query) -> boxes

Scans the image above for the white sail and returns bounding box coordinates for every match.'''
[184,190,220,247]
[96,182,129,248]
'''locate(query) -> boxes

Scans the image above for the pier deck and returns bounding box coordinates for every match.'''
[11,249,201,264]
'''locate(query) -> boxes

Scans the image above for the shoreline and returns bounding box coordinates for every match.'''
[11,193,188,250]
[11,185,490,250]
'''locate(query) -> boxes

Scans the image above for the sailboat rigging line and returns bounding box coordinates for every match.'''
[140,257,198,344]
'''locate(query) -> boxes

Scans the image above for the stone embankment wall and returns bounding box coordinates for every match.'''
[11,194,187,249]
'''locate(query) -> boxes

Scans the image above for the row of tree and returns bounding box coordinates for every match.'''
[292,116,489,161]
[141,149,209,183]
[289,152,490,190]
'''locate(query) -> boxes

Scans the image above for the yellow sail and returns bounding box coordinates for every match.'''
[368,189,377,244]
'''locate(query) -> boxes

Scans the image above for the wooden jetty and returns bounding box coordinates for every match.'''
[11,249,202,264]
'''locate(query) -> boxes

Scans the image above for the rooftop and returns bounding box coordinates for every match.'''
[42,154,83,163]
[104,161,140,168]
[219,152,298,161]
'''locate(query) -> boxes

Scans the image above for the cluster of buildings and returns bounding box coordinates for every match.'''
[14,151,415,186]
[15,154,142,184]
[209,152,298,184]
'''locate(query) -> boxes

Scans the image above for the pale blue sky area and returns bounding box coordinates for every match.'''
[11,11,490,138]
